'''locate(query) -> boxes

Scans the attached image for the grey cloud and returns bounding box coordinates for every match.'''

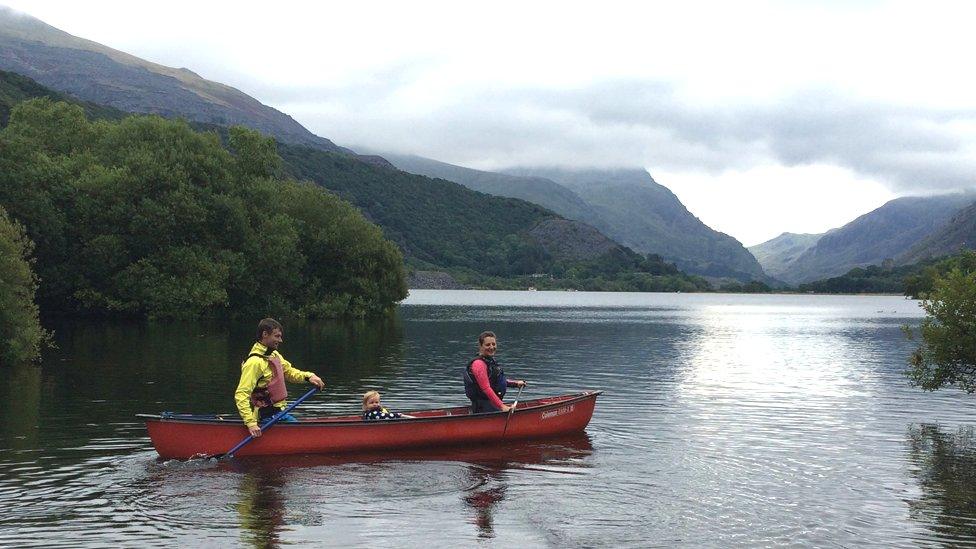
[278,76,976,194]
[534,82,975,190]
[228,57,443,106]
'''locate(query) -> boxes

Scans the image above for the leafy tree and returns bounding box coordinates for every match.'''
[0,99,406,319]
[906,259,976,392]
[904,252,976,299]
[228,125,282,180]
[0,205,49,365]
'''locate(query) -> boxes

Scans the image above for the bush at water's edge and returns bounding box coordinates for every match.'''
[0,205,49,365]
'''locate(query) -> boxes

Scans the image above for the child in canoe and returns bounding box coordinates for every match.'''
[362,390,413,421]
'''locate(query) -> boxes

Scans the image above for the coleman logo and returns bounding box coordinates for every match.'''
[540,404,574,420]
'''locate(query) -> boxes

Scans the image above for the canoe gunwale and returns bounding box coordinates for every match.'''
[138,390,602,426]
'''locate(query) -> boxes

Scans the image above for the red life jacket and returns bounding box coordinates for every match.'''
[247,352,288,408]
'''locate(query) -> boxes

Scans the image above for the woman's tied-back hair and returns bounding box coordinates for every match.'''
[257,318,282,340]
[478,331,496,345]
[362,390,381,411]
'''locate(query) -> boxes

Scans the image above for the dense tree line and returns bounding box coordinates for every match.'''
[795,252,976,297]
[718,280,773,293]
[796,264,910,294]
[0,98,407,322]
[455,250,711,292]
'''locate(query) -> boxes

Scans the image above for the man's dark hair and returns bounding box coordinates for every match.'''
[478,331,496,345]
[257,318,283,340]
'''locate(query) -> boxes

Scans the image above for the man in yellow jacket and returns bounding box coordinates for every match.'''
[235,318,325,437]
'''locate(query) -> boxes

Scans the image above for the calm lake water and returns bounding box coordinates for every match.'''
[2,291,975,547]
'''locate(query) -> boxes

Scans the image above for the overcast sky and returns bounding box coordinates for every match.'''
[6,0,976,245]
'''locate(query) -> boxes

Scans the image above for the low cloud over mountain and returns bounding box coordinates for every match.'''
[291,78,975,196]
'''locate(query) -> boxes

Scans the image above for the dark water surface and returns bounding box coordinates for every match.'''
[2,291,976,547]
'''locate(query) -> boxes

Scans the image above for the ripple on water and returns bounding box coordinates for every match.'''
[4,294,975,547]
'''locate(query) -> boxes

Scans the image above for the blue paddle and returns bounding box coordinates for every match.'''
[214,386,320,459]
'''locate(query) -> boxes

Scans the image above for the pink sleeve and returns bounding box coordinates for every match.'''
[471,359,505,409]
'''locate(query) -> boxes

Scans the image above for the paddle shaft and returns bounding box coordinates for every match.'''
[221,386,320,459]
[502,384,524,436]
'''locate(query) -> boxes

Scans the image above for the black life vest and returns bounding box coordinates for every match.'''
[463,355,507,401]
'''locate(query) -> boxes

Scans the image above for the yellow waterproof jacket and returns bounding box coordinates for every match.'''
[234,342,313,427]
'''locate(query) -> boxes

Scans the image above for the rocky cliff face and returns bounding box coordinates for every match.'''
[527,218,619,261]
[406,271,467,289]
[0,7,347,153]
[777,193,976,284]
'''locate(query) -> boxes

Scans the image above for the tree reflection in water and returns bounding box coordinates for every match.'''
[906,424,976,544]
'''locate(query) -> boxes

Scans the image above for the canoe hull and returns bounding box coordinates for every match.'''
[143,391,600,459]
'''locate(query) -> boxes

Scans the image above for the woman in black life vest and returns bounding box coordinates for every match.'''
[462,331,527,413]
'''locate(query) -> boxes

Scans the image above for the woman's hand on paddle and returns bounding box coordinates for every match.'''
[248,425,262,437]
[500,403,512,413]
[307,374,325,389]
[513,380,527,388]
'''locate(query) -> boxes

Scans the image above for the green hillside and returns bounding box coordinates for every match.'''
[279,144,552,271]
[379,152,600,225]
[278,144,707,290]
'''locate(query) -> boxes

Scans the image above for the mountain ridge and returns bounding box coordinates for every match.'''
[0,6,349,153]
[376,152,601,223]
[748,232,823,281]
[504,167,768,281]
[774,194,976,284]
[377,152,767,282]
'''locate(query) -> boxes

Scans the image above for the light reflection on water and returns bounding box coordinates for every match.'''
[2,291,976,547]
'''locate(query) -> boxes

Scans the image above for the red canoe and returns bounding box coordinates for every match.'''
[140,391,601,459]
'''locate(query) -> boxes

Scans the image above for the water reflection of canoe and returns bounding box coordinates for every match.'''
[232,431,595,469]
[140,391,601,459]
